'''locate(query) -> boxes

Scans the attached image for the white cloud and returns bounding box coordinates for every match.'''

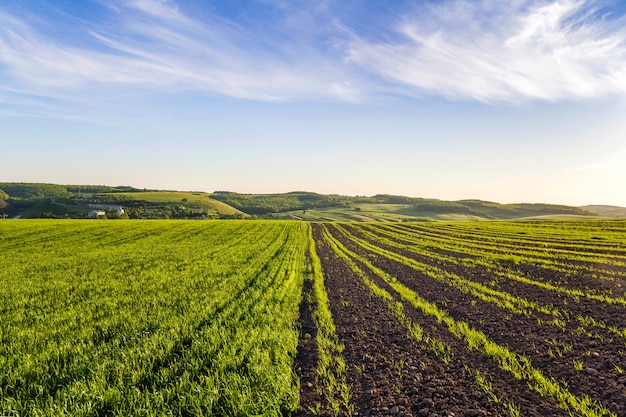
[0,1,358,106]
[1,0,625,108]
[347,0,626,102]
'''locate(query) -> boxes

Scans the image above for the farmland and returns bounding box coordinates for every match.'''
[301,220,626,416]
[0,220,308,416]
[6,183,622,221]
[1,219,626,416]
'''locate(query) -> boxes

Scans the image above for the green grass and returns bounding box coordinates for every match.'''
[277,204,435,222]
[17,198,93,218]
[582,205,626,219]
[0,220,307,416]
[275,203,595,222]
[100,191,208,203]
[97,191,245,216]
[306,227,353,416]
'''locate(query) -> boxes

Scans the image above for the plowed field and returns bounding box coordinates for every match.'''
[298,221,626,417]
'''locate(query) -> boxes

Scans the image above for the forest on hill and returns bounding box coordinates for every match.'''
[211,191,597,220]
[1,182,622,220]
[0,183,241,219]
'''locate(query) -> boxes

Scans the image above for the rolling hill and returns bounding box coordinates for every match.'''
[210,191,605,221]
[581,205,626,218]
[0,183,245,219]
[2,183,623,221]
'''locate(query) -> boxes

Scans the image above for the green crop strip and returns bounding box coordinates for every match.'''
[349,223,626,309]
[307,225,353,416]
[468,367,521,417]
[0,220,309,416]
[442,220,626,247]
[320,226,454,365]
[333,224,559,318]
[351,222,626,348]
[348,223,626,339]
[321,225,615,417]
[383,222,626,281]
[362,222,626,281]
[397,221,626,258]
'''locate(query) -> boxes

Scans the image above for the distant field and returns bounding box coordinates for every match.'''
[4,183,618,220]
[97,191,245,216]
[277,203,593,222]
[101,191,210,203]
[277,204,481,222]
[583,205,626,219]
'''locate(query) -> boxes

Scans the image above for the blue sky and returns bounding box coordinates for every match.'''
[1,0,626,206]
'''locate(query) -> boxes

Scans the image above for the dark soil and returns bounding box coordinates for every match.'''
[297,223,626,417]
[295,270,322,415]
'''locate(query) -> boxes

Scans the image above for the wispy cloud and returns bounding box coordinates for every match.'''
[347,0,626,102]
[0,0,360,108]
[0,0,625,111]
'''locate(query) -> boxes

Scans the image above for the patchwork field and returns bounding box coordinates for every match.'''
[1,219,625,416]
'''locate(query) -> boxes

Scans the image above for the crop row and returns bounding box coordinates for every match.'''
[3,219,625,416]
[363,222,626,281]
[347,222,626,309]
[315,221,626,416]
[332,222,626,359]
[0,220,309,416]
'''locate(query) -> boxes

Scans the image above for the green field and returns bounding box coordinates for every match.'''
[94,191,246,217]
[98,191,230,207]
[0,220,307,416]
[2,219,626,416]
[275,204,481,222]
[309,219,626,416]
[0,184,246,219]
[275,203,597,222]
[4,183,624,220]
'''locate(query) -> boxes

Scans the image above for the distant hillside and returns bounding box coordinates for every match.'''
[212,191,596,221]
[582,205,626,218]
[0,182,136,198]
[0,183,244,219]
[210,191,358,214]
[459,200,592,219]
[0,183,605,221]
[94,191,246,218]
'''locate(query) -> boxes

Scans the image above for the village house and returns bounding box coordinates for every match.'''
[87,204,124,217]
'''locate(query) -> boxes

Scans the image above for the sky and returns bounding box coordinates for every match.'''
[1,0,626,206]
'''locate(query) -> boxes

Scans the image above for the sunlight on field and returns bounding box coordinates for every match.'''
[0,220,307,416]
[2,219,625,416]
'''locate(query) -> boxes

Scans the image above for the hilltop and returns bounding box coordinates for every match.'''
[1,183,623,221]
